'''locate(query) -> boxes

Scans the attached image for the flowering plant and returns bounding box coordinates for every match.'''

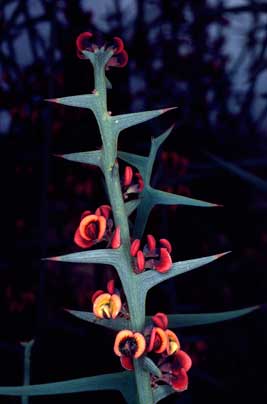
[0,32,259,404]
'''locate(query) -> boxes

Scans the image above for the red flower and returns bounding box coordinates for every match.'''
[76,32,128,69]
[74,205,112,249]
[130,235,173,274]
[122,166,144,198]
[158,350,192,392]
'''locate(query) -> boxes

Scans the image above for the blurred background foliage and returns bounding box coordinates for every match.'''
[1,0,267,403]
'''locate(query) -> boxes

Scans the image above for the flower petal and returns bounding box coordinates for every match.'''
[106,37,124,54]
[81,210,92,220]
[171,368,188,391]
[136,250,145,272]
[76,32,94,52]
[107,279,115,295]
[124,166,133,187]
[74,228,94,248]
[130,239,140,257]
[133,332,146,358]
[111,226,121,249]
[175,350,192,372]
[154,248,172,273]
[107,49,128,68]
[110,294,122,319]
[159,238,172,253]
[147,234,156,252]
[120,355,134,370]
[91,289,104,303]
[165,329,180,355]
[114,330,134,357]
[93,293,112,319]
[151,312,168,330]
[147,327,168,354]
[79,214,99,240]
[95,204,111,219]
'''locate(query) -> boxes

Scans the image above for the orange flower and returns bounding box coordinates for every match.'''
[74,205,112,249]
[93,292,121,319]
[114,330,146,364]
[146,327,168,354]
[74,213,106,248]
[151,312,180,355]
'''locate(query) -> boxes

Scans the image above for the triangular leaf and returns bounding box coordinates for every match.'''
[46,94,99,111]
[150,188,218,208]
[0,372,137,403]
[125,199,140,216]
[112,107,176,132]
[43,249,122,267]
[167,305,259,328]
[206,152,267,192]
[118,151,147,178]
[151,125,175,151]
[66,310,130,331]
[140,252,230,292]
[56,150,102,168]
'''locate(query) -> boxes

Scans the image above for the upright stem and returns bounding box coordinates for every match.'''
[21,340,34,404]
[93,60,154,404]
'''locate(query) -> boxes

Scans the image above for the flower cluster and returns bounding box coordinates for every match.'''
[76,32,128,69]
[113,313,192,392]
[122,165,144,200]
[74,204,120,250]
[130,234,172,273]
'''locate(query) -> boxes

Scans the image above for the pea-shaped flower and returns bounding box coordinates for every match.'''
[114,330,146,370]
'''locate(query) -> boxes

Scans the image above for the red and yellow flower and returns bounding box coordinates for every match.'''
[114,330,146,370]
[92,279,121,319]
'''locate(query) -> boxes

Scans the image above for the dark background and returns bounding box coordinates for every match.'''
[1,0,267,403]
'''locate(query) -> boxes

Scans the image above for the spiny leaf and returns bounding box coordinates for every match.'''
[150,188,218,208]
[151,125,175,151]
[43,249,122,267]
[111,107,177,132]
[66,310,130,331]
[46,94,99,111]
[140,252,230,292]
[153,385,175,403]
[167,305,259,328]
[206,152,267,192]
[142,357,162,378]
[118,151,147,178]
[55,150,102,168]
[0,372,137,403]
[125,199,140,216]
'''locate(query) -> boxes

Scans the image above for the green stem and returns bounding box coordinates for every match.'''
[21,340,34,404]
[94,59,154,404]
